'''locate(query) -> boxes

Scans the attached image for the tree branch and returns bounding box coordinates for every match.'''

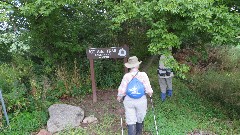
[1,0,20,10]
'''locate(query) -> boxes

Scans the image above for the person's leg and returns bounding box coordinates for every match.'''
[166,77,173,97]
[158,76,167,101]
[135,96,147,135]
[124,99,137,135]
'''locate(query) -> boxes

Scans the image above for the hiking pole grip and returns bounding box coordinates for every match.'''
[150,96,159,135]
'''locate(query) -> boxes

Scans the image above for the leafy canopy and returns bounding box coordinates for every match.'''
[111,0,240,77]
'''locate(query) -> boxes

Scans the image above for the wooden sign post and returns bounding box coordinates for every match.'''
[86,45,129,102]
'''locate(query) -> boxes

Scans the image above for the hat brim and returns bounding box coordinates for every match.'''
[124,61,142,68]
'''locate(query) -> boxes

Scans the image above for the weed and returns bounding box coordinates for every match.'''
[0,111,48,135]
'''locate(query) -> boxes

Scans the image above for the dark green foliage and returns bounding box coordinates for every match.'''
[0,64,19,93]
[94,59,124,89]
[0,111,48,135]
[18,0,114,66]
[0,36,12,63]
[111,0,240,76]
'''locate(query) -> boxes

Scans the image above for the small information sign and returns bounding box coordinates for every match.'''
[86,45,129,103]
[86,46,129,59]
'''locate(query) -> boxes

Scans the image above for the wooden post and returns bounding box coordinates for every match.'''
[0,105,2,127]
[123,44,129,74]
[90,59,97,103]
[124,57,128,74]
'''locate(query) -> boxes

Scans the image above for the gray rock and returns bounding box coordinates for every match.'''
[37,129,52,135]
[82,115,98,124]
[47,104,84,133]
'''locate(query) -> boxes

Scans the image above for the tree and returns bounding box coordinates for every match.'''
[111,0,240,75]
[1,0,115,65]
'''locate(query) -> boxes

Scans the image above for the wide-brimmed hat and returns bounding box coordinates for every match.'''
[124,56,142,68]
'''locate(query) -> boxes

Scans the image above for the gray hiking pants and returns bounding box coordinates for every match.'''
[158,76,173,93]
[123,95,147,125]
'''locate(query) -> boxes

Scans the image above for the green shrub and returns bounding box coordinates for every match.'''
[0,111,48,135]
[221,46,240,71]
[4,84,29,114]
[190,71,240,118]
[53,61,92,98]
[0,64,19,93]
[209,46,240,71]
[0,64,31,114]
[94,59,124,89]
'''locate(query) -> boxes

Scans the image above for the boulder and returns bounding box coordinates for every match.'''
[37,129,52,135]
[47,104,84,133]
[82,115,98,124]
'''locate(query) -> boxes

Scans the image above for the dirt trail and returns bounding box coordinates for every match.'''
[61,89,152,134]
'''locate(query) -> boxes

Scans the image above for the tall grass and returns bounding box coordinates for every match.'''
[190,71,240,119]
[188,46,240,118]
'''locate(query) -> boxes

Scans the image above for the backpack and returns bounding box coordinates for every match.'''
[126,72,145,99]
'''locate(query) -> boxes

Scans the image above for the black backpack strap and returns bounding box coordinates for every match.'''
[131,71,139,81]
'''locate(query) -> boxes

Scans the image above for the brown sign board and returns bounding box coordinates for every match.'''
[86,45,129,103]
[86,46,129,59]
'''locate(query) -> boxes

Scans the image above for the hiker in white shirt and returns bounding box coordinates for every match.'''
[117,56,153,135]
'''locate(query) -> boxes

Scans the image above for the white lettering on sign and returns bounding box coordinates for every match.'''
[97,50,104,53]
[101,56,110,58]
[107,49,111,53]
[89,49,96,54]
[95,54,103,56]
[106,48,117,53]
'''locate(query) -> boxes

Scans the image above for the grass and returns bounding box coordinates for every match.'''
[0,111,48,135]
[144,79,239,135]
[143,67,240,135]
[189,71,240,118]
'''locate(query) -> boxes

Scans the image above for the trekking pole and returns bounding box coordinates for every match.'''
[120,112,124,135]
[0,89,9,126]
[150,96,159,135]
[119,96,125,135]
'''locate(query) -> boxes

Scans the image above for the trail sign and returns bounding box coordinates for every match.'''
[86,46,129,59]
[86,46,129,103]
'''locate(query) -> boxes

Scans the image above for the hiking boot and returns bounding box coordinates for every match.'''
[128,124,136,135]
[167,90,172,97]
[161,93,166,101]
[136,122,143,135]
